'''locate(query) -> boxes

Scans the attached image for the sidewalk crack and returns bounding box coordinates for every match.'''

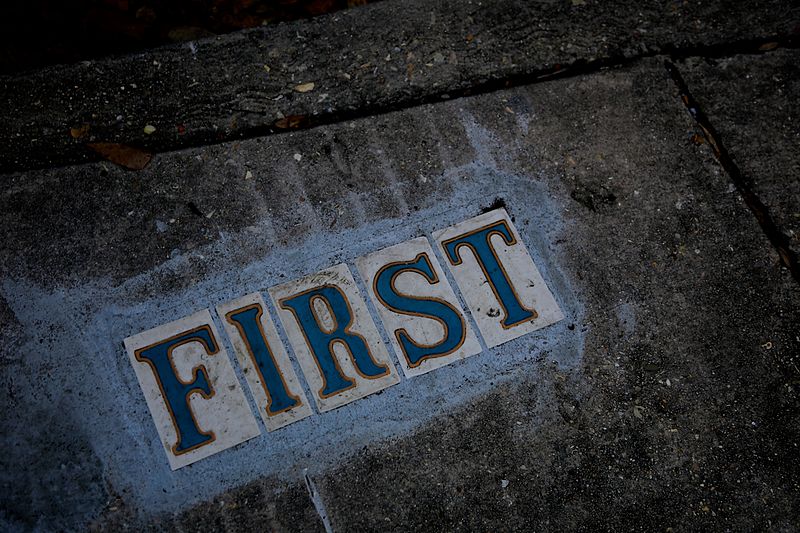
[304,469,334,533]
[664,59,800,284]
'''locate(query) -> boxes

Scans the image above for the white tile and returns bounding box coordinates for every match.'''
[217,292,313,431]
[433,208,563,347]
[269,263,400,412]
[356,237,482,377]
[123,309,260,470]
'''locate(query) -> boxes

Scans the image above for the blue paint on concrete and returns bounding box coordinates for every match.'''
[0,165,584,523]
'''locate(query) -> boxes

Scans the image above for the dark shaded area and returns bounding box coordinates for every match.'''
[678,49,800,262]
[2,0,798,174]
[0,0,374,74]
[0,409,108,531]
[665,59,800,283]
[481,197,507,213]
[1,0,800,530]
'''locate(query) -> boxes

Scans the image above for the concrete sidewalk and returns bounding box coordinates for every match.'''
[1,1,798,531]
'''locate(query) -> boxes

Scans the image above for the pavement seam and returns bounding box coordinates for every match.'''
[304,469,334,533]
[664,59,800,285]
[3,35,799,175]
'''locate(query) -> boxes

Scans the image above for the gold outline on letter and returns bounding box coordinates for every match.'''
[225,303,302,417]
[279,283,391,399]
[441,219,538,330]
[373,252,467,368]
[133,325,219,456]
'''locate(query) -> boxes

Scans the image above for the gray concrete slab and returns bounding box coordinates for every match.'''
[2,55,798,531]
[2,0,798,172]
[680,49,800,258]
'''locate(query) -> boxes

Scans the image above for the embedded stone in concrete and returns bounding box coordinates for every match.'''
[123,309,260,470]
[433,208,564,347]
[356,236,482,378]
[269,263,400,412]
[217,292,313,431]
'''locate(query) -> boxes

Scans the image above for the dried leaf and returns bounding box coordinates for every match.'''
[306,0,337,16]
[293,82,315,93]
[273,115,309,129]
[690,133,705,145]
[167,26,215,42]
[758,42,779,51]
[143,124,156,134]
[87,142,153,170]
[70,124,90,139]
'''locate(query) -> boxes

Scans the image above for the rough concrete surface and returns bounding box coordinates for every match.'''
[1,0,799,171]
[680,49,800,257]
[2,54,799,531]
[2,1,800,532]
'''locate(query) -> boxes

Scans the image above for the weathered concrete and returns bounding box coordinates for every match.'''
[680,49,800,258]
[2,0,799,172]
[2,52,798,531]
